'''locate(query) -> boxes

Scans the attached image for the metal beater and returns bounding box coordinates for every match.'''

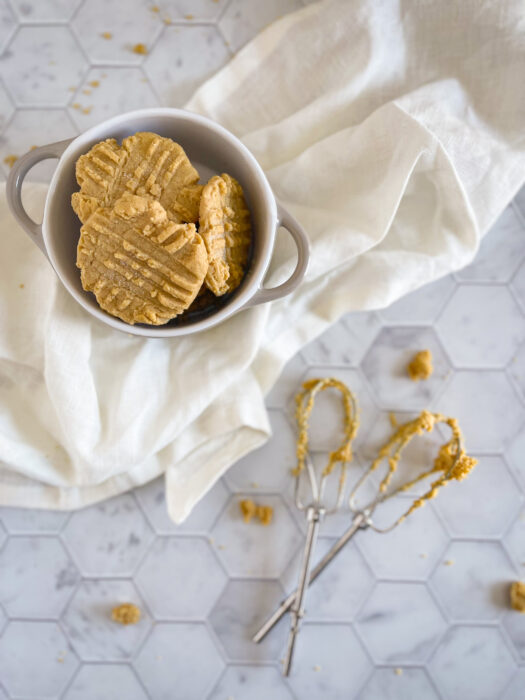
[254,408,476,652]
[279,377,359,676]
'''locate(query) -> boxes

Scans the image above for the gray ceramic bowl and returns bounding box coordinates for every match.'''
[7,108,310,338]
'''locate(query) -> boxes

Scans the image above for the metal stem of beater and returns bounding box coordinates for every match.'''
[254,511,367,644]
[282,505,323,676]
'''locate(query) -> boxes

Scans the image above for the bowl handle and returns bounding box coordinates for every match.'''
[6,138,74,255]
[247,203,310,307]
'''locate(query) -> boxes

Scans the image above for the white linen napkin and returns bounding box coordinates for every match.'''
[1,0,524,521]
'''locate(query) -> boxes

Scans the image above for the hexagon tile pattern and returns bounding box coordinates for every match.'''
[0,3,525,699]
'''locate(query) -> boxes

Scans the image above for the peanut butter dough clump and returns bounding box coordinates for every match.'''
[407,349,433,381]
[510,581,525,612]
[111,602,141,625]
[239,499,273,526]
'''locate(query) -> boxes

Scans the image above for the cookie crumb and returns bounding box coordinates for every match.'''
[68,86,76,92]
[82,89,92,95]
[217,544,226,550]
[510,581,525,612]
[185,14,194,19]
[163,17,172,24]
[443,559,454,567]
[394,668,403,676]
[3,154,18,168]
[111,602,141,625]
[239,499,273,526]
[313,665,322,672]
[419,552,428,559]
[72,103,81,110]
[407,349,433,381]
[89,80,100,88]
[389,412,398,428]
[151,4,160,11]
[101,32,113,40]
[132,43,148,55]
[257,505,273,526]
[19,283,24,289]
[82,106,92,115]
[250,481,260,489]
[30,145,38,150]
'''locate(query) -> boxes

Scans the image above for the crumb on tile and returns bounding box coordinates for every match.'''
[239,498,273,526]
[3,154,18,168]
[82,89,92,95]
[313,665,322,672]
[185,13,194,19]
[217,544,226,550]
[72,102,81,110]
[407,349,433,381]
[68,86,76,92]
[389,412,398,428]
[250,481,260,488]
[257,505,273,526]
[151,4,160,11]
[30,145,38,150]
[394,667,403,676]
[510,581,525,612]
[419,552,428,559]
[89,80,100,88]
[163,17,172,24]
[111,602,141,625]
[101,31,113,40]
[82,106,92,115]
[132,43,148,55]
[19,283,24,289]
[443,559,454,567]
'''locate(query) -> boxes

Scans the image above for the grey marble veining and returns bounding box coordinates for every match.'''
[0,1,525,699]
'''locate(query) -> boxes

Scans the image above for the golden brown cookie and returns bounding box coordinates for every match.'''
[199,173,252,296]
[72,132,201,224]
[77,193,208,325]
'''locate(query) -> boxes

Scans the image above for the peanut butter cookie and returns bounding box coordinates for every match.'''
[72,132,201,225]
[77,193,208,325]
[199,173,252,296]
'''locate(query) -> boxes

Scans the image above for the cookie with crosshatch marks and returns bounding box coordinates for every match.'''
[71,132,202,225]
[199,173,252,296]
[77,193,208,325]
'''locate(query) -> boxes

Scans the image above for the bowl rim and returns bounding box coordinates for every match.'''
[42,107,278,338]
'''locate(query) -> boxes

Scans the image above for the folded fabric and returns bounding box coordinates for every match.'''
[1,0,524,521]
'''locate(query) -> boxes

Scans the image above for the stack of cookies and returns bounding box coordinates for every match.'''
[72,131,252,326]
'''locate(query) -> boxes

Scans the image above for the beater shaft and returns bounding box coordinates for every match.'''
[254,511,367,644]
[282,507,321,676]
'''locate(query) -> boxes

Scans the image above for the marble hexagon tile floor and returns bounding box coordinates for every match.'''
[0,1,525,699]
